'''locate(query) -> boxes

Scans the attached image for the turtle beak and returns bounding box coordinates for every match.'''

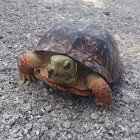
[48,69,54,79]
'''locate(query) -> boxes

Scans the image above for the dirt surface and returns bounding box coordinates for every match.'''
[0,0,140,139]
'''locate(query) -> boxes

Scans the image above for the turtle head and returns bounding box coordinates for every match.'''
[47,55,77,84]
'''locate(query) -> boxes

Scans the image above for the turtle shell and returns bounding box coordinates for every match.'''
[35,21,124,83]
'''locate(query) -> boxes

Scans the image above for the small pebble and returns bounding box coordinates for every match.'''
[109,130,114,136]
[62,122,71,129]
[8,119,15,126]
[30,136,40,140]
[25,124,33,131]
[91,113,98,120]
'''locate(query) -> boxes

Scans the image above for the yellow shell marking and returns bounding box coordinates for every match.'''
[61,40,67,45]
[105,56,109,69]
[101,50,104,56]
[40,40,44,45]
[51,36,55,41]
[63,29,66,32]
[47,33,50,37]
[104,45,106,49]
[94,56,97,60]
[85,36,90,41]
[81,44,84,49]
[91,41,96,45]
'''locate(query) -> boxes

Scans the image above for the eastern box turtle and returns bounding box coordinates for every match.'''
[18,21,124,110]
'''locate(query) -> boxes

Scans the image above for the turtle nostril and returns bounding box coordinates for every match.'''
[48,70,54,78]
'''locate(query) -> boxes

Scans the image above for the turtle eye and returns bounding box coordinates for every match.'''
[64,61,71,70]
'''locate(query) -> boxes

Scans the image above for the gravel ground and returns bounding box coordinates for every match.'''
[0,0,140,139]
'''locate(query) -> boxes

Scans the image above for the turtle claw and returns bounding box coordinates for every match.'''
[31,75,36,82]
[27,75,31,84]
[18,72,36,84]
[19,73,22,80]
[102,105,108,112]
[22,75,26,84]
[96,102,110,111]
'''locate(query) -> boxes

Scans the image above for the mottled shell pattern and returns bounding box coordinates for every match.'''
[35,21,124,83]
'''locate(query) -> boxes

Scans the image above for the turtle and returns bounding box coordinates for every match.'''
[17,21,124,110]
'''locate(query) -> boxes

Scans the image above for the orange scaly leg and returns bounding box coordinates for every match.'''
[17,52,42,83]
[91,79,112,111]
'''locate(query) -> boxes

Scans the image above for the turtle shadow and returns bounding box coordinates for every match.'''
[43,83,97,110]
[108,77,126,112]
[109,77,124,96]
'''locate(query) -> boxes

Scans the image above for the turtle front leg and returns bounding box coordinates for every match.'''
[17,52,42,83]
[91,78,112,111]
